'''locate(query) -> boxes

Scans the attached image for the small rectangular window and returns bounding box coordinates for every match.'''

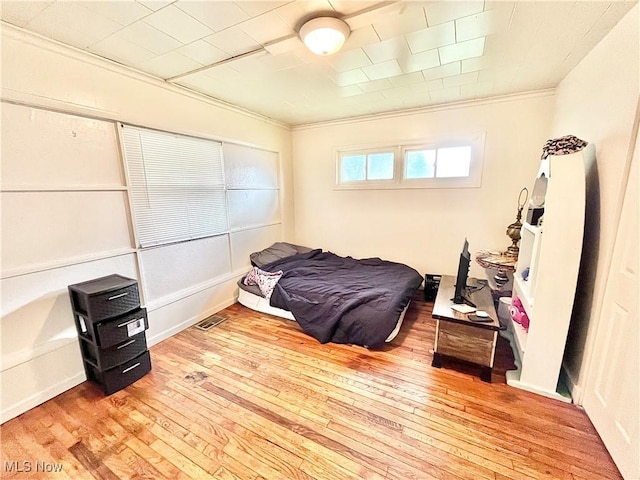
[338,149,395,184]
[436,146,472,178]
[405,145,472,179]
[405,149,436,179]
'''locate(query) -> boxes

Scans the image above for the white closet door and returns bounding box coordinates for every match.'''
[583,128,639,479]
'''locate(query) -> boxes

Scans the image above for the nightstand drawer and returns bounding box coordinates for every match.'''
[94,308,148,348]
[81,332,147,371]
[86,350,152,396]
[69,274,140,322]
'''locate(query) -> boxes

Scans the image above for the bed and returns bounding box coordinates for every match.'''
[237,242,423,348]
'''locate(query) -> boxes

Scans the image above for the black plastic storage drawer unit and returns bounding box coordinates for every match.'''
[68,274,151,395]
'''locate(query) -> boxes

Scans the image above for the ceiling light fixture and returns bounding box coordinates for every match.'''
[299,17,350,56]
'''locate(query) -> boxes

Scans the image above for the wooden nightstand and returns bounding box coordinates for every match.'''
[431,275,500,382]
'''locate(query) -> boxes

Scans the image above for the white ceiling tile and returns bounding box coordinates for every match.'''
[400,49,440,74]
[422,61,461,81]
[342,90,384,105]
[460,55,509,74]
[330,69,369,87]
[0,1,53,28]
[344,3,405,31]
[262,51,307,71]
[204,28,263,56]
[343,25,381,51]
[144,4,213,44]
[136,1,173,12]
[235,1,289,17]
[339,85,365,97]
[478,66,517,83]
[177,40,229,65]
[371,3,427,41]
[438,37,485,64]
[429,85,461,101]
[426,78,444,91]
[362,36,411,64]
[90,35,156,65]
[328,0,385,15]
[264,35,304,55]
[196,65,244,83]
[275,0,336,29]
[228,51,278,76]
[388,71,426,87]
[455,4,514,43]
[405,21,455,54]
[425,1,484,27]
[329,48,372,73]
[238,10,293,45]
[362,59,403,81]
[380,82,428,99]
[461,80,495,99]
[81,1,153,26]
[175,1,250,32]
[358,78,393,93]
[138,50,202,78]
[174,71,215,93]
[118,21,182,55]
[25,2,122,48]
[442,71,479,88]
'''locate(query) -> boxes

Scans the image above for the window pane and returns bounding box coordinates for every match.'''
[436,146,471,178]
[367,152,394,180]
[405,150,436,179]
[341,155,366,182]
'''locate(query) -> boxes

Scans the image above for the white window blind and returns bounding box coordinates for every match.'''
[120,124,228,248]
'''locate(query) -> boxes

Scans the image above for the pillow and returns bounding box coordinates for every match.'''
[243,267,283,299]
[249,242,313,267]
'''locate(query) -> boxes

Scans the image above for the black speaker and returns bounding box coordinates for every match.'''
[424,274,441,302]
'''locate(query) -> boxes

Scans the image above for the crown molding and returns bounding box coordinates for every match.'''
[291,89,557,130]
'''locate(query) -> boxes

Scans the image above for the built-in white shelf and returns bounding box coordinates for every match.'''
[505,144,593,403]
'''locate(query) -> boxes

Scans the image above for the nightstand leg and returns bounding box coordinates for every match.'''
[432,353,443,368]
[480,366,492,383]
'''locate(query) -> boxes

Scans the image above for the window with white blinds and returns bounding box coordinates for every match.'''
[120,124,228,248]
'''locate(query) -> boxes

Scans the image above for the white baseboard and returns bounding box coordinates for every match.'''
[1,371,85,424]
[146,296,237,347]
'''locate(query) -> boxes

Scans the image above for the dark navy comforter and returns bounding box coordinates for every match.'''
[264,249,422,348]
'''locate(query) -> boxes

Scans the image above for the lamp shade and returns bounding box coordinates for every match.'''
[299,17,350,56]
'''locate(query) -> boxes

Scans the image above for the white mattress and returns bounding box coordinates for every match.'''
[237,288,409,343]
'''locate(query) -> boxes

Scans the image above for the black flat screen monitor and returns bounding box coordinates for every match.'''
[452,238,476,307]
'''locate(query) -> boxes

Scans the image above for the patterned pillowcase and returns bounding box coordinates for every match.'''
[243,267,283,300]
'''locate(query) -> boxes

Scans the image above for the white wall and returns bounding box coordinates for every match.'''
[550,5,639,401]
[0,24,293,422]
[291,93,555,279]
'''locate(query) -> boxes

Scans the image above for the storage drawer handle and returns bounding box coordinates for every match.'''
[116,339,136,350]
[108,292,129,301]
[117,318,143,328]
[122,362,141,374]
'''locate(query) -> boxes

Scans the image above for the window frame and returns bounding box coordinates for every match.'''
[335,132,485,190]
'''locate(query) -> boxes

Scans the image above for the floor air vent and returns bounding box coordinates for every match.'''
[195,315,226,331]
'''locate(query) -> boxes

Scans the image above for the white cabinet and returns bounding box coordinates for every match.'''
[506,144,593,402]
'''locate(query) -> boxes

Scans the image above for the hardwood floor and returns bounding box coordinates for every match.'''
[1,296,621,480]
